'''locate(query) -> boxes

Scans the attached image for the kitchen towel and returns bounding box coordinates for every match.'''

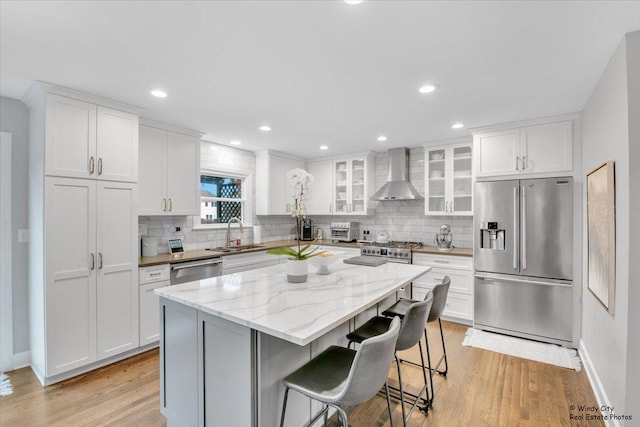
[462,328,581,371]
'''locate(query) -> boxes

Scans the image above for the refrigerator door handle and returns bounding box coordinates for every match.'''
[513,186,518,270]
[522,185,527,270]
[474,273,573,287]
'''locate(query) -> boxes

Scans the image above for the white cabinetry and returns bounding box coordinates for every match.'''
[44,178,138,376]
[305,160,334,215]
[139,265,170,346]
[473,121,572,178]
[256,150,306,215]
[424,140,473,215]
[26,83,142,384]
[412,253,473,324]
[138,122,201,215]
[332,153,375,215]
[222,251,284,275]
[45,93,138,182]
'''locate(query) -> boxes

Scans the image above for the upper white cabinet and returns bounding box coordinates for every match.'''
[424,140,473,216]
[138,122,201,216]
[44,93,138,182]
[473,120,572,178]
[256,150,306,215]
[305,159,334,215]
[304,152,376,216]
[333,154,375,215]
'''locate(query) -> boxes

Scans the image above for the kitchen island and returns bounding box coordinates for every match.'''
[156,256,430,427]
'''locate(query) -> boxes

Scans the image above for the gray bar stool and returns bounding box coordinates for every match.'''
[345,293,434,426]
[382,276,451,407]
[280,317,401,427]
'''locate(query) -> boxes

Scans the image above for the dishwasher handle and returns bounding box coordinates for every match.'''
[171,258,222,271]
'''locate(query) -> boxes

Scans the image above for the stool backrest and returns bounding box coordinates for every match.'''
[337,316,400,407]
[396,291,434,351]
[427,276,451,322]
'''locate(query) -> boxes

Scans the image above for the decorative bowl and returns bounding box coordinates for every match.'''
[311,251,341,275]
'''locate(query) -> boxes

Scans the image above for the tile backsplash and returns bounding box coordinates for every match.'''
[139,145,473,254]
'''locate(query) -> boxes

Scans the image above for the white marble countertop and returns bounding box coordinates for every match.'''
[155,257,430,346]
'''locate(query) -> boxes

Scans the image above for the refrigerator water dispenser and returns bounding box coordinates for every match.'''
[480,222,505,250]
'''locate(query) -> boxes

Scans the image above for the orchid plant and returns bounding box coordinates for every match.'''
[267,168,324,260]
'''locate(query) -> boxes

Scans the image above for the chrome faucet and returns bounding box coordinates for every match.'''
[226,217,244,247]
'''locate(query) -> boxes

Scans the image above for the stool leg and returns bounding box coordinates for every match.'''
[394,354,408,426]
[417,341,430,407]
[280,387,289,427]
[438,318,448,376]
[384,381,394,427]
[423,328,435,407]
[335,406,349,427]
[324,404,329,426]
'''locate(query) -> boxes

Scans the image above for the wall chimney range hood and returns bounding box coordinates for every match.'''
[370,147,423,201]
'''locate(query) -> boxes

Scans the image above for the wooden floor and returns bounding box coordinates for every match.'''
[0,322,602,427]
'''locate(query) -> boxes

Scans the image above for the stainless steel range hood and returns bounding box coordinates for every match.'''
[370,147,423,201]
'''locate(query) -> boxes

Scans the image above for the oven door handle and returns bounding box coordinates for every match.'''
[171,259,222,271]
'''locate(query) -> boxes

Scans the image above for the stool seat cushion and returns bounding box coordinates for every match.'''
[282,346,356,404]
[346,316,393,344]
[382,298,417,319]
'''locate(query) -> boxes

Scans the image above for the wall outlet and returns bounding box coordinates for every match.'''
[175,226,181,232]
[17,229,29,243]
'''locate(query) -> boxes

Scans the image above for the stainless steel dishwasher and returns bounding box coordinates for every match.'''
[170,257,222,285]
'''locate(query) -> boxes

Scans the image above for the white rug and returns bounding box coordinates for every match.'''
[462,328,581,371]
[0,373,13,396]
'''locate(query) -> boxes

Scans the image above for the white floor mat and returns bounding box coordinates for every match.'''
[0,373,13,396]
[462,328,581,371]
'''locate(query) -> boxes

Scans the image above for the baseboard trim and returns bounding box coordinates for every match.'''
[13,351,30,370]
[579,340,619,427]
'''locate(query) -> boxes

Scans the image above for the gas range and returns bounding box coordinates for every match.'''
[360,241,423,263]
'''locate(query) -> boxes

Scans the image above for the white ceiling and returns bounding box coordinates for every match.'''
[2,1,639,158]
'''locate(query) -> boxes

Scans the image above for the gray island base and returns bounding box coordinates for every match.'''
[156,258,430,427]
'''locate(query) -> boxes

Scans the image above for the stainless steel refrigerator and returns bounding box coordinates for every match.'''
[474,177,573,345]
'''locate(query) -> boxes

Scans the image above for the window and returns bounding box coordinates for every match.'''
[197,172,248,227]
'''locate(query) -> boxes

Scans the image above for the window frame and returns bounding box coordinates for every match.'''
[192,168,253,230]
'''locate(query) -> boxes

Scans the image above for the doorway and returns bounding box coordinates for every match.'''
[1,131,13,374]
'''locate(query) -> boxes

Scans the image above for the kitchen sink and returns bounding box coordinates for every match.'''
[206,244,267,253]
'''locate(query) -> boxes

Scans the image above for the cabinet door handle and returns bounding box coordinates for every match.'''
[98,158,103,175]
[522,156,526,170]
[515,156,520,171]
[98,252,103,269]
[90,253,95,270]
[168,198,172,211]
[329,203,332,213]
[163,198,167,211]
[89,157,95,175]
[433,259,450,264]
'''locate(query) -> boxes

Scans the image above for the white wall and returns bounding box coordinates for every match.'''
[0,96,30,356]
[623,30,640,419]
[580,36,632,418]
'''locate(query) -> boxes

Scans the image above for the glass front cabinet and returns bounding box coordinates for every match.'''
[333,154,374,215]
[424,141,473,216]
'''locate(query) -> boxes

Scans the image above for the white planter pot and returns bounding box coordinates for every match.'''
[287,259,308,283]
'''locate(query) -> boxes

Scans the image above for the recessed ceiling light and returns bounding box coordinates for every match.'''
[451,123,464,129]
[344,0,364,4]
[319,145,329,150]
[259,125,271,132]
[418,84,438,94]
[150,89,167,98]
[230,140,242,146]
[377,135,388,142]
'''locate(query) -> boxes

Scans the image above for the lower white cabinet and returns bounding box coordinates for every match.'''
[139,265,170,346]
[412,253,474,324]
[32,177,138,382]
[222,251,284,275]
